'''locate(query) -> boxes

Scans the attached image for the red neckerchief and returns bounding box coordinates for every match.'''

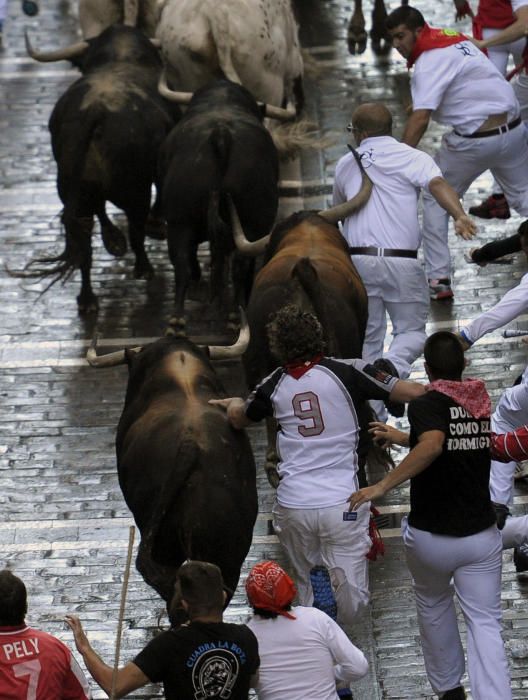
[284,353,323,380]
[474,0,514,33]
[407,24,468,68]
[427,378,491,419]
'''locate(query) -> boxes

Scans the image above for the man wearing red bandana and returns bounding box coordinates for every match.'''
[210,305,424,628]
[386,5,528,303]
[245,561,368,700]
[349,332,511,700]
[453,0,528,221]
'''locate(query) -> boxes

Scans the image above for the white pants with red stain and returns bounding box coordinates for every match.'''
[422,125,528,280]
[403,519,511,699]
[272,501,371,625]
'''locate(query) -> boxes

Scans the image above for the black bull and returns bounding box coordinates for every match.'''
[92,336,258,603]
[24,25,179,313]
[158,80,279,327]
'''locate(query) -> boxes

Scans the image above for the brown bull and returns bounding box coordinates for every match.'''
[242,211,372,484]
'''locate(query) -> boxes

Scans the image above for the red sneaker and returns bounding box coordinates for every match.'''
[469,194,511,220]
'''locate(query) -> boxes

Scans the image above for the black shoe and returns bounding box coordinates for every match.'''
[22,0,39,16]
[441,687,466,699]
[492,502,510,531]
[514,545,528,573]
[372,358,405,418]
[337,689,353,699]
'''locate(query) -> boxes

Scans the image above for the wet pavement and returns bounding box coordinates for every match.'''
[1,0,528,697]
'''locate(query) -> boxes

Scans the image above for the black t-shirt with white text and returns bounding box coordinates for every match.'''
[133,621,259,700]
[407,391,496,536]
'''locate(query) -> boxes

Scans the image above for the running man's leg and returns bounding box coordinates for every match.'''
[402,519,465,695]
[319,502,372,625]
[453,526,511,700]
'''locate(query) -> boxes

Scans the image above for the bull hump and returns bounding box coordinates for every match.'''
[162,352,205,398]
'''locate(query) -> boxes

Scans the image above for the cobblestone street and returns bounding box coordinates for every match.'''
[1,0,528,697]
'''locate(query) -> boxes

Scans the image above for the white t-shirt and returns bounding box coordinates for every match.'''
[332,135,441,249]
[245,357,397,508]
[247,606,368,700]
[461,272,528,344]
[412,41,520,134]
[511,0,528,12]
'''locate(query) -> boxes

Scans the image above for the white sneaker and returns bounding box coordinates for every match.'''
[514,462,528,480]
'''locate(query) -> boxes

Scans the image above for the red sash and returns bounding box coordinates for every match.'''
[474,0,515,33]
[407,24,468,68]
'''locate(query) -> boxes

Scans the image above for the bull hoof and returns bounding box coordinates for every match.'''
[77,293,99,315]
[101,224,127,258]
[145,215,167,240]
[134,261,154,280]
[265,465,280,489]
[370,34,392,55]
[347,28,368,55]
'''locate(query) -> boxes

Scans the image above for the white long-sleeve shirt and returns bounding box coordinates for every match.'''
[460,272,528,344]
[247,606,368,700]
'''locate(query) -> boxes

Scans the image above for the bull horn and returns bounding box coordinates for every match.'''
[207,309,250,360]
[150,38,161,48]
[260,102,296,122]
[228,195,271,256]
[318,147,373,224]
[158,70,193,104]
[25,29,88,63]
[86,335,142,368]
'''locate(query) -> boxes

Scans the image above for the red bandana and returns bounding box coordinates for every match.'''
[407,24,468,68]
[246,561,297,619]
[284,353,323,380]
[427,378,491,419]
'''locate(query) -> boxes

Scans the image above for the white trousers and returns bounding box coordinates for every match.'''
[272,501,371,625]
[403,519,511,699]
[422,126,528,279]
[490,378,528,506]
[0,0,6,23]
[353,256,428,422]
[483,28,526,194]
[502,514,528,548]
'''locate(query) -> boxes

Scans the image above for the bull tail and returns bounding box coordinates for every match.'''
[206,126,233,299]
[146,439,200,566]
[291,257,340,352]
[18,110,103,290]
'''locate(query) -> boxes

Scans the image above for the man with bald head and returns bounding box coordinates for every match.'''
[333,102,475,420]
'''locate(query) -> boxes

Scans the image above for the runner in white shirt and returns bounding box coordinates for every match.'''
[387,5,528,301]
[210,305,425,626]
[333,103,474,417]
[453,0,527,220]
[245,561,368,700]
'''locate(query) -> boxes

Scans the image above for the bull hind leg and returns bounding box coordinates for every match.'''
[347,0,367,55]
[71,217,98,314]
[127,211,154,281]
[166,225,196,333]
[145,184,167,241]
[95,204,127,258]
[136,540,177,604]
[370,0,392,55]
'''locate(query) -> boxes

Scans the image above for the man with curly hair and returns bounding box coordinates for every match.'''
[210,305,424,626]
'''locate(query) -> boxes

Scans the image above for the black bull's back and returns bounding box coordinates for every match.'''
[116,341,257,602]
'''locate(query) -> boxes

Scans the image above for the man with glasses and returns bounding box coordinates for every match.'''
[333,102,475,419]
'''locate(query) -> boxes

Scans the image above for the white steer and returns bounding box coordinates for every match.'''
[79,0,159,38]
[156,0,304,110]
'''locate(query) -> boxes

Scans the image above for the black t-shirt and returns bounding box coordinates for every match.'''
[133,621,259,700]
[407,391,496,536]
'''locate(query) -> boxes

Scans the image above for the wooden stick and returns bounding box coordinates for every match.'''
[110,526,136,700]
